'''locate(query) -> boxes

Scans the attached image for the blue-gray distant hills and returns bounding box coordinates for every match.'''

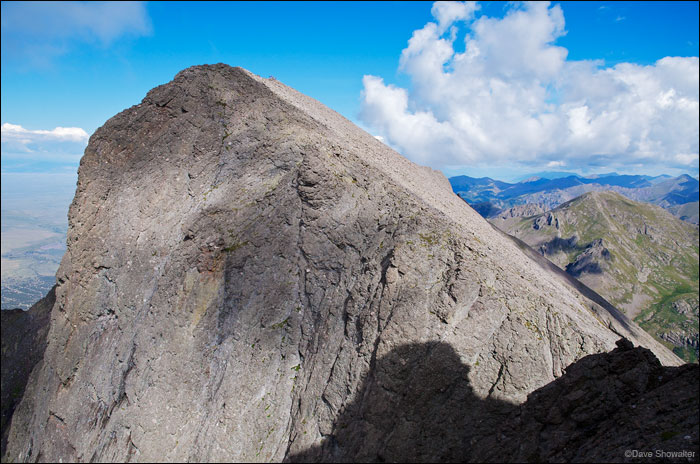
[450,173,699,224]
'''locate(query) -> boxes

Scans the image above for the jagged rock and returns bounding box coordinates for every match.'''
[673,298,699,318]
[3,65,682,463]
[488,203,548,229]
[494,203,547,220]
[1,286,55,455]
[475,339,699,463]
[660,331,699,351]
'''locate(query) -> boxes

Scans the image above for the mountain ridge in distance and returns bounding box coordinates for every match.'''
[451,171,700,224]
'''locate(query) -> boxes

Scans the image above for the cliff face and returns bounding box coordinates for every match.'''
[3,65,682,462]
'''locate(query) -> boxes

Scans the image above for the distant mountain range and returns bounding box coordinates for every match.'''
[457,171,700,363]
[513,171,676,183]
[450,173,699,224]
[491,191,699,363]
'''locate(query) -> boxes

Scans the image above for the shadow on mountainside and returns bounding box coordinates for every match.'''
[539,235,579,256]
[287,340,699,463]
[286,341,515,462]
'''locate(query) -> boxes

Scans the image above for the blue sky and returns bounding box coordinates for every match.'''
[1,1,699,181]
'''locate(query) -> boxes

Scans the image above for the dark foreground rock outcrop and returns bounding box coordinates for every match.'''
[3,65,684,462]
[1,286,55,455]
[476,339,698,463]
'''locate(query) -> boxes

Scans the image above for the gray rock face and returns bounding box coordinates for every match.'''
[1,286,55,455]
[3,64,682,462]
[287,340,516,462]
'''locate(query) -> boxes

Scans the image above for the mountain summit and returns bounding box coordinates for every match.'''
[3,64,682,462]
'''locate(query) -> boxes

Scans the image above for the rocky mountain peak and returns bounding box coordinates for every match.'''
[3,64,683,462]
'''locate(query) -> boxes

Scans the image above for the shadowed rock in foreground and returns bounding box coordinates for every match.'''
[3,65,683,462]
[1,286,55,455]
[287,341,512,462]
[476,339,699,463]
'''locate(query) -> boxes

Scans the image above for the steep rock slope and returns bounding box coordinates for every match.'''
[4,65,681,463]
[493,191,699,362]
[1,286,55,455]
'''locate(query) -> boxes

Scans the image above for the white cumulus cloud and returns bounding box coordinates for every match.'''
[431,1,479,33]
[1,123,90,172]
[360,1,699,174]
[1,123,89,143]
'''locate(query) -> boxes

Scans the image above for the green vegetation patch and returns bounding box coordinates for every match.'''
[636,286,698,363]
[270,317,290,330]
[419,232,439,246]
[223,241,249,253]
[673,346,698,364]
